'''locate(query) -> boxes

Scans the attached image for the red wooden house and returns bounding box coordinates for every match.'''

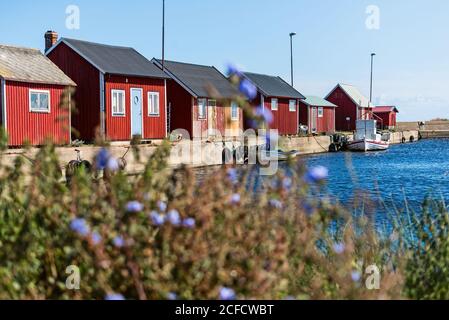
[46,33,169,142]
[325,83,373,132]
[373,106,399,130]
[0,44,76,146]
[242,72,305,135]
[299,96,337,134]
[152,59,242,139]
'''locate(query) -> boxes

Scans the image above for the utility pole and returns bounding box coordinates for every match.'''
[162,0,165,70]
[370,53,376,103]
[289,32,296,86]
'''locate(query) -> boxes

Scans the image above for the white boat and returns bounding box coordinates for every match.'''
[347,120,389,152]
[264,149,300,161]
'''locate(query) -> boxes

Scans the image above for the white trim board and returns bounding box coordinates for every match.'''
[1,78,7,130]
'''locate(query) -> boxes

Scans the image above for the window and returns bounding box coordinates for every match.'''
[148,92,160,116]
[271,98,278,111]
[198,98,207,120]
[30,90,50,112]
[289,99,297,112]
[112,90,125,116]
[318,107,324,118]
[231,101,239,121]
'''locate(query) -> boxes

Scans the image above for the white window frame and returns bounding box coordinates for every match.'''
[318,107,324,118]
[198,98,207,120]
[271,98,278,111]
[111,89,126,117]
[148,91,160,117]
[231,101,239,121]
[29,89,51,113]
[289,99,297,112]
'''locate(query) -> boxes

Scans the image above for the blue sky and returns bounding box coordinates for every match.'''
[1,0,448,121]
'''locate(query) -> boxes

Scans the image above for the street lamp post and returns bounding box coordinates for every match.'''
[370,53,376,103]
[289,32,296,87]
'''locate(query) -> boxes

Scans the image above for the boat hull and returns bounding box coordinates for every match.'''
[347,139,389,152]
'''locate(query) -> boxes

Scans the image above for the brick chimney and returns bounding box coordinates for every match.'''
[44,30,58,52]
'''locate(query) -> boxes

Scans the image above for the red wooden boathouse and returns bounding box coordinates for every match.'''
[325,83,373,132]
[152,59,242,139]
[46,33,169,142]
[373,106,399,130]
[242,72,305,135]
[0,44,76,146]
[299,96,337,134]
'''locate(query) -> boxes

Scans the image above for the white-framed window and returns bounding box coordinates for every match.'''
[111,89,126,116]
[29,90,50,113]
[289,99,297,112]
[198,98,207,120]
[148,92,160,116]
[318,107,324,118]
[231,101,239,121]
[271,98,278,111]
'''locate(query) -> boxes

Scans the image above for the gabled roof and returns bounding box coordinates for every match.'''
[0,44,76,86]
[242,72,305,99]
[47,38,169,79]
[326,83,372,108]
[152,59,239,99]
[374,106,399,113]
[302,96,337,108]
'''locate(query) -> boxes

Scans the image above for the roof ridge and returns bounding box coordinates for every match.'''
[156,58,215,69]
[0,44,41,52]
[62,37,134,50]
[244,71,277,78]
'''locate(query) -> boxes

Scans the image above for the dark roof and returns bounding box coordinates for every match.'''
[243,72,305,99]
[153,59,239,99]
[50,38,169,79]
[0,44,76,86]
[374,106,399,113]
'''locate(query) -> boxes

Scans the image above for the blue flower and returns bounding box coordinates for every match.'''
[333,242,345,254]
[167,292,178,300]
[70,218,90,237]
[219,287,236,300]
[304,166,329,184]
[167,209,181,226]
[91,231,102,245]
[113,236,125,248]
[255,106,273,125]
[282,177,293,190]
[227,168,238,184]
[157,201,167,212]
[106,157,119,172]
[126,201,144,213]
[239,79,257,100]
[269,199,283,209]
[95,148,110,170]
[226,63,243,77]
[351,271,361,282]
[105,293,125,301]
[150,211,165,226]
[230,193,241,205]
[183,218,196,229]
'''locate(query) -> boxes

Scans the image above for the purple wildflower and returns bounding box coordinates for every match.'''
[91,232,102,245]
[167,292,178,300]
[150,211,165,226]
[255,106,274,125]
[70,218,90,237]
[113,236,125,248]
[226,63,243,77]
[351,271,362,282]
[157,201,167,212]
[167,209,181,226]
[95,148,110,170]
[182,218,196,229]
[269,199,283,209]
[239,79,257,100]
[126,201,144,213]
[230,193,241,205]
[106,157,119,172]
[304,166,329,184]
[333,243,345,254]
[227,168,238,184]
[282,177,293,190]
[105,293,125,301]
[219,287,236,300]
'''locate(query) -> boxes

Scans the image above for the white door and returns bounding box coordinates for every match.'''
[131,88,143,137]
[208,100,217,136]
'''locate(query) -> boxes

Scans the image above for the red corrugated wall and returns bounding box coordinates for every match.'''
[374,112,396,128]
[316,107,335,133]
[5,81,70,146]
[264,97,298,135]
[47,42,100,142]
[326,86,358,131]
[166,80,193,137]
[105,75,166,140]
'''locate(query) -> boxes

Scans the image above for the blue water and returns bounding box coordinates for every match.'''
[301,139,449,211]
